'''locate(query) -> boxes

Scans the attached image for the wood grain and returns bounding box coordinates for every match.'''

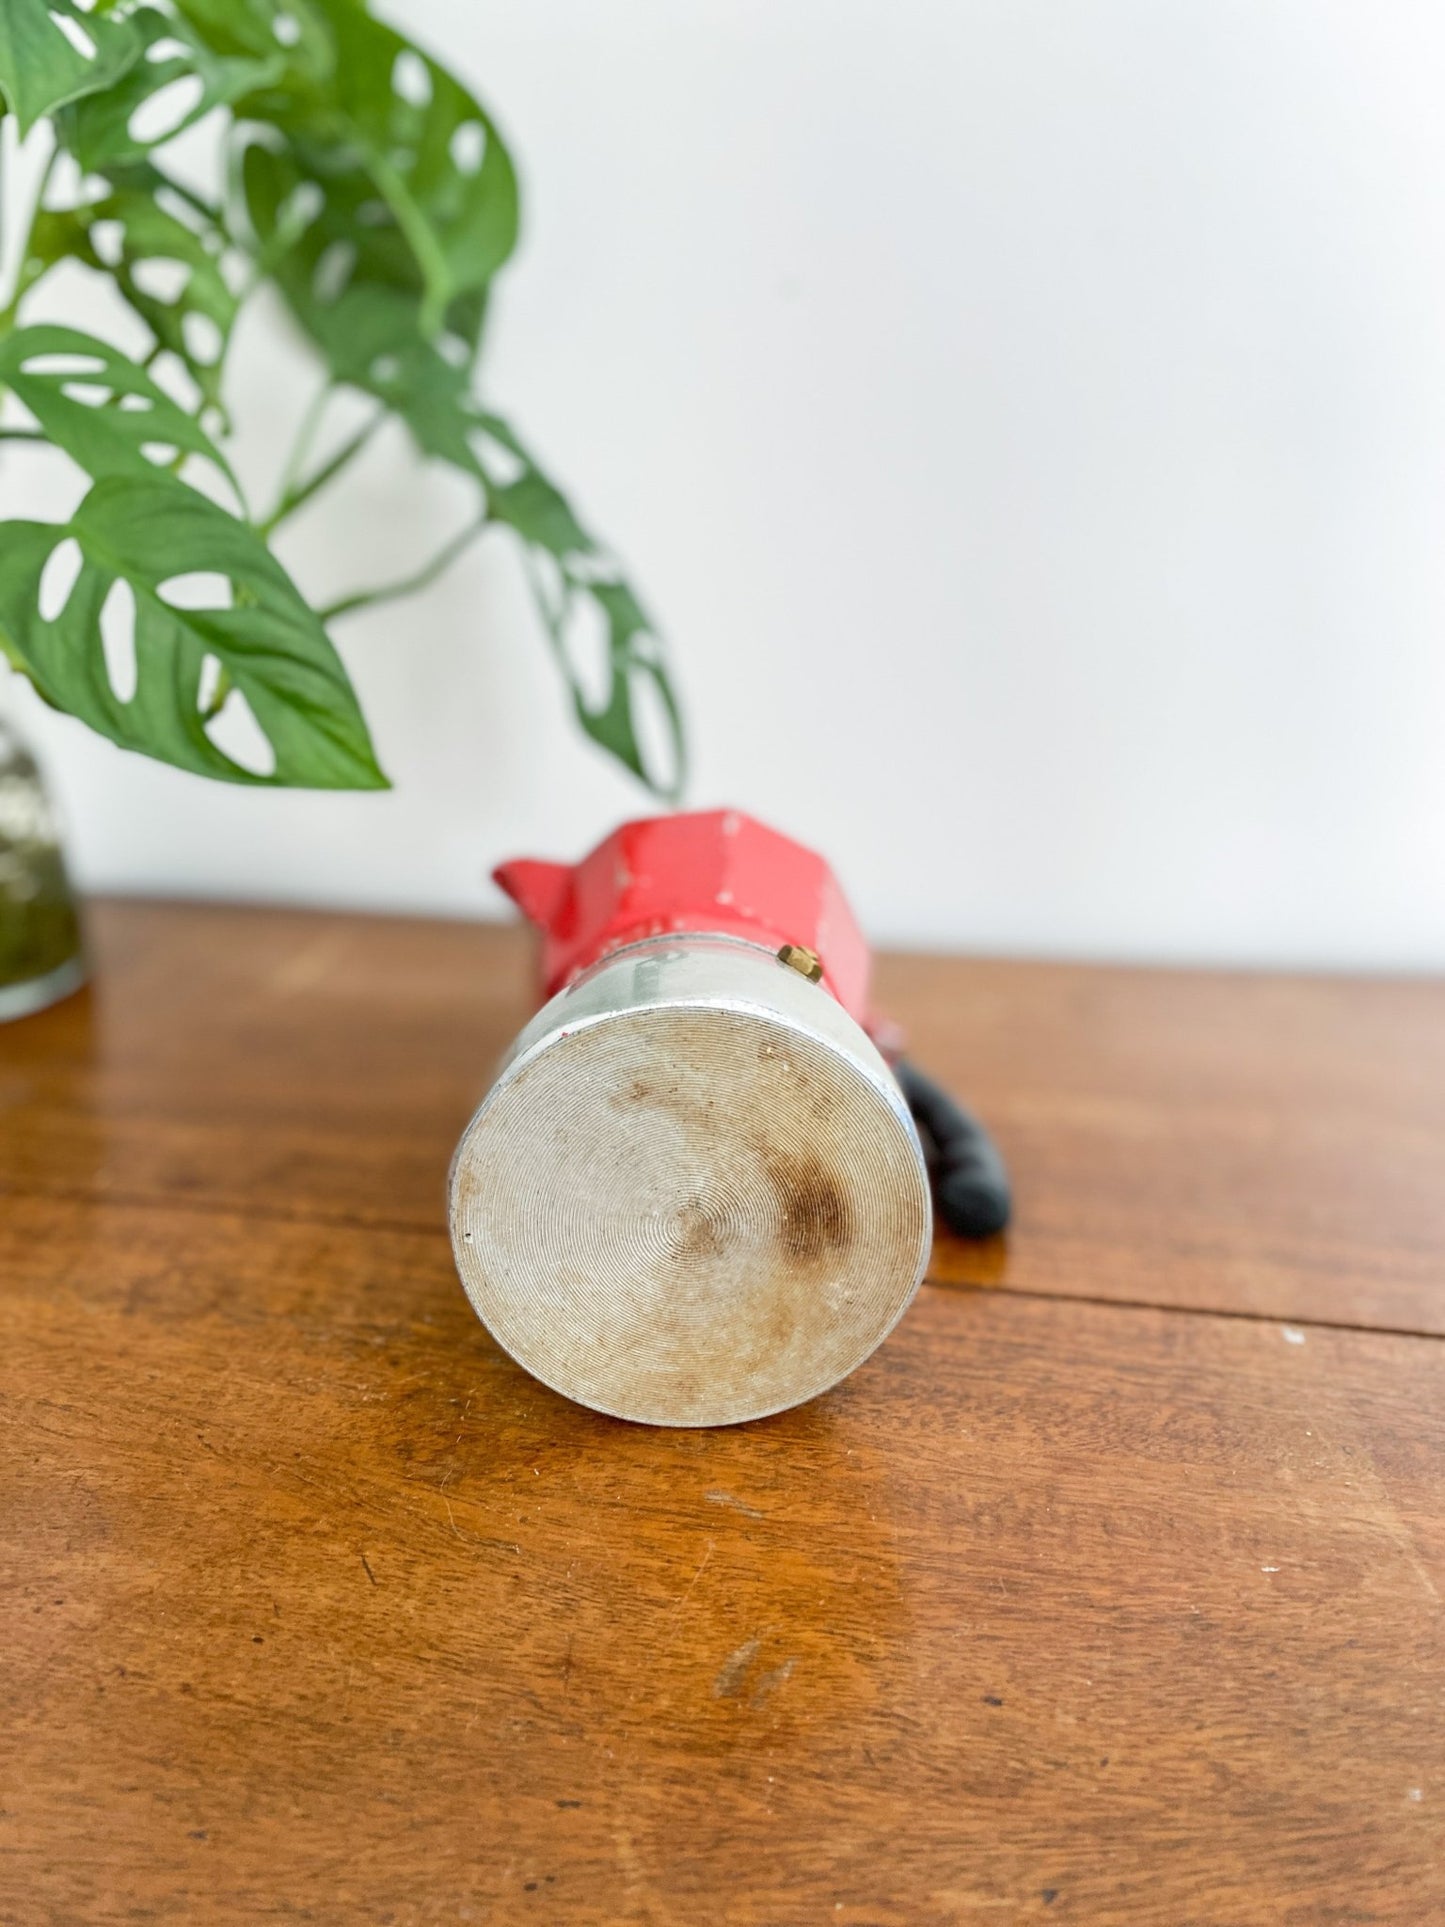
[7,900,1445,1330]
[4,1194,1444,1926]
[880,949,1445,1333]
[3,899,1445,1923]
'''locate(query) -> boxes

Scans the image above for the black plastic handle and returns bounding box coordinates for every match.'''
[894,1058,1011,1240]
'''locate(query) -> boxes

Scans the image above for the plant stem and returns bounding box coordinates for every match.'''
[319,514,490,623]
[366,150,451,336]
[264,379,333,524]
[258,404,384,537]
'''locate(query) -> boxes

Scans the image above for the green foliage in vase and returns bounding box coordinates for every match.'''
[0,0,683,796]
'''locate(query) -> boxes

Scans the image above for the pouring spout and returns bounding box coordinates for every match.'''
[492,858,573,934]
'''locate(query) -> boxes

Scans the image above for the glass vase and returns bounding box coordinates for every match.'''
[0,711,86,1022]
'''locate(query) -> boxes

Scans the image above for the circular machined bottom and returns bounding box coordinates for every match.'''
[449,1003,931,1426]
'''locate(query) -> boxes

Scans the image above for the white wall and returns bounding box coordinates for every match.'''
[5,0,1445,968]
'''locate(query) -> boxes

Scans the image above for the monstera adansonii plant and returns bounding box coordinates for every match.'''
[0,0,683,797]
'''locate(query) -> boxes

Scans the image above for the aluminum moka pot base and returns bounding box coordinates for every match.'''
[449,934,932,1428]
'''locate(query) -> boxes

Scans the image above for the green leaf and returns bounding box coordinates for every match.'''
[487,470,593,559]
[350,316,489,473]
[242,145,458,361]
[299,0,517,329]
[32,185,240,416]
[244,112,682,797]
[0,0,680,802]
[238,1,517,352]
[527,553,686,802]
[0,0,141,135]
[57,7,283,172]
[243,141,494,468]
[171,0,334,81]
[0,474,385,789]
[0,324,241,501]
[478,414,685,800]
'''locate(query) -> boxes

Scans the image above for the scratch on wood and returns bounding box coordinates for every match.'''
[669,1541,714,1621]
[359,1552,379,1587]
[269,932,346,995]
[713,1637,761,1700]
[442,1493,465,1542]
[749,1657,796,1708]
[440,1492,520,1556]
[705,1490,764,1520]
[268,933,346,996]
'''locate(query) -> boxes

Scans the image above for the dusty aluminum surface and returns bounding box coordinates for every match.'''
[449,936,932,1427]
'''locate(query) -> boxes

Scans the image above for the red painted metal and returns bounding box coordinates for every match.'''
[494,809,875,1027]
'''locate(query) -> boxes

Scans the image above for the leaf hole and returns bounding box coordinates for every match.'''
[528,549,565,622]
[157,571,230,612]
[568,550,623,587]
[470,430,525,487]
[100,578,138,704]
[558,592,613,716]
[145,36,191,64]
[197,654,223,710]
[449,121,486,176]
[140,442,180,466]
[311,240,356,306]
[129,73,206,148]
[89,218,124,267]
[369,353,400,385]
[38,538,84,625]
[628,660,682,797]
[118,392,152,413]
[182,311,224,366]
[278,180,324,235]
[149,352,202,413]
[437,332,469,368]
[273,12,301,46]
[181,454,237,511]
[60,381,112,407]
[391,50,431,109]
[21,352,106,377]
[130,256,191,304]
[205,687,276,778]
[51,13,96,59]
[40,152,87,215]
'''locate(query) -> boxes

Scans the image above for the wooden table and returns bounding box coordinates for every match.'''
[4,901,1444,1925]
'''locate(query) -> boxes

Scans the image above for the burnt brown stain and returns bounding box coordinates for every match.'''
[601,1014,868,1305]
[766,1144,853,1263]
